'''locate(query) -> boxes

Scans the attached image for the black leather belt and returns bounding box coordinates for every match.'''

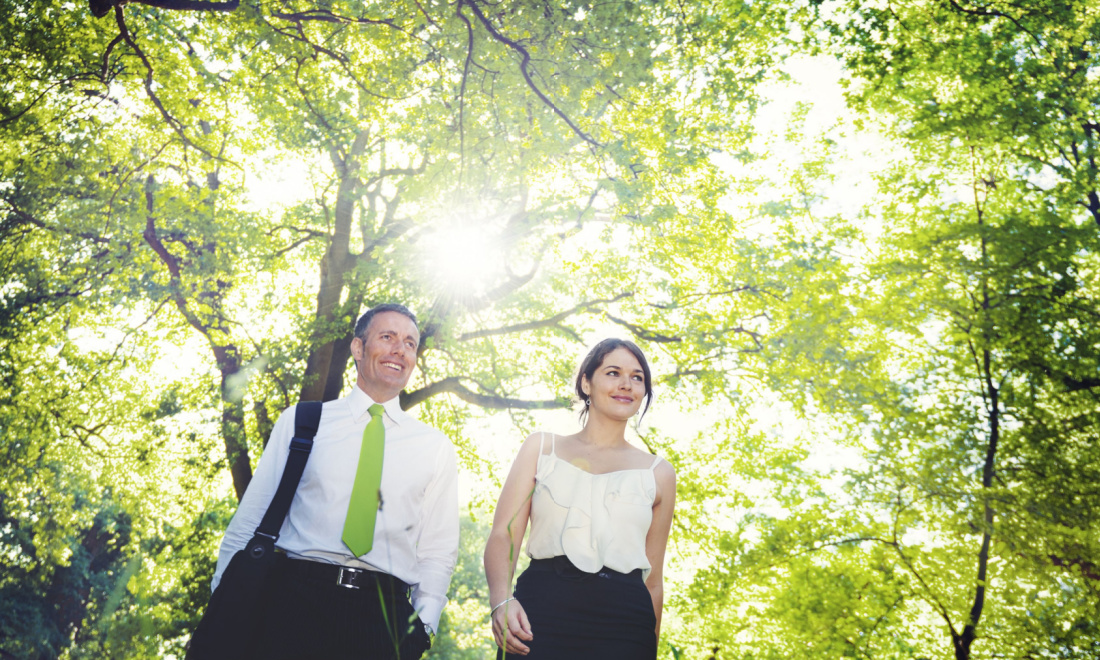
[276,555,409,593]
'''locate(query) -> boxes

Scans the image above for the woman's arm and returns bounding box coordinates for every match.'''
[644,459,677,639]
[484,433,542,655]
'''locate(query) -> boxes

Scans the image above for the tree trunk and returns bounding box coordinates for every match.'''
[300,133,370,402]
[142,176,253,499]
[956,177,999,659]
[955,360,998,659]
[213,346,251,500]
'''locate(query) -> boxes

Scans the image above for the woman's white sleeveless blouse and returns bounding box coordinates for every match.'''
[525,433,662,581]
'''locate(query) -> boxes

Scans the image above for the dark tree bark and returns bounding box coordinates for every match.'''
[91,0,239,18]
[300,133,370,403]
[142,175,252,499]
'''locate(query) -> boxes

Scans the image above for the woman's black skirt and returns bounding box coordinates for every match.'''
[500,556,657,660]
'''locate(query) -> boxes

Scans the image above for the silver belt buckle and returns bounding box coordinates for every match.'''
[336,566,363,589]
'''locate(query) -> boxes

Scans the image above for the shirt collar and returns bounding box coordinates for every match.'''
[348,384,406,427]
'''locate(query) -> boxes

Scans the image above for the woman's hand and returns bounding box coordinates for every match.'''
[491,598,533,656]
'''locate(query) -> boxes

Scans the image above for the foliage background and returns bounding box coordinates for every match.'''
[1,0,1097,658]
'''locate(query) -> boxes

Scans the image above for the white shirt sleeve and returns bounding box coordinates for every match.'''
[210,407,294,591]
[408,437,460,633]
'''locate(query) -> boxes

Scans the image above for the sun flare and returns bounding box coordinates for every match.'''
[419,219,502,297]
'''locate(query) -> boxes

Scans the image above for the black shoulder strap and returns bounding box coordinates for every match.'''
[254,401,323,541]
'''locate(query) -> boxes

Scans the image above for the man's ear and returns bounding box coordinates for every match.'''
[350,336,363,361]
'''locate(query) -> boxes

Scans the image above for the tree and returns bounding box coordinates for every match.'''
[2,0,809,655]
[830,2,1100,656]
[673,2,1100,658]
[2,0,798,495]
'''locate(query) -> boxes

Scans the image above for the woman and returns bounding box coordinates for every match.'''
[484,338,677,659]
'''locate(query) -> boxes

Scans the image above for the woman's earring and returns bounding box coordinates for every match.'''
[585,397,590,407]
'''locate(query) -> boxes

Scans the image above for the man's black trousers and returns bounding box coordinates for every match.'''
[250,555,431,660]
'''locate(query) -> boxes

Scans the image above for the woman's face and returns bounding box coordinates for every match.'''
[582,347,647,420]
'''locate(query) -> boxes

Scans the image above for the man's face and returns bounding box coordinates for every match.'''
[350,311,420,402]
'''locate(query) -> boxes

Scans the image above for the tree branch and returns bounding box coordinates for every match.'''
[455,0,475,180]
[458,293,633,341]
[128,0,238,11]
[400,376,570,410]
[462,0,602,148]
[113,7,219,160]
[604,313,683,343]
[5,203,114,245]
[270,9,401,32]
[1047,553,1100,581]
[0,75,92,126]
[942,0,1052,60]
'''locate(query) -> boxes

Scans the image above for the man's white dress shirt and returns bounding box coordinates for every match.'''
[212,385,459,632]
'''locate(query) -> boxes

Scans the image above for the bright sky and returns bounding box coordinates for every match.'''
[724,53,892,244]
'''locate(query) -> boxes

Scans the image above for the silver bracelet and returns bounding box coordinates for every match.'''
[490,596,517,617]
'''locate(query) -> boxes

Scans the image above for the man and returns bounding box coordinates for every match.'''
[211,304,459,659]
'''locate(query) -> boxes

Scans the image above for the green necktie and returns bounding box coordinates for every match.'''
[343,403,385,557]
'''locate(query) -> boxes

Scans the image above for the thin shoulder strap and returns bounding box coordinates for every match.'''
[549,432,558,456]
[537,431,557,456]
[649,455,662,471]
[255,401,322,540]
